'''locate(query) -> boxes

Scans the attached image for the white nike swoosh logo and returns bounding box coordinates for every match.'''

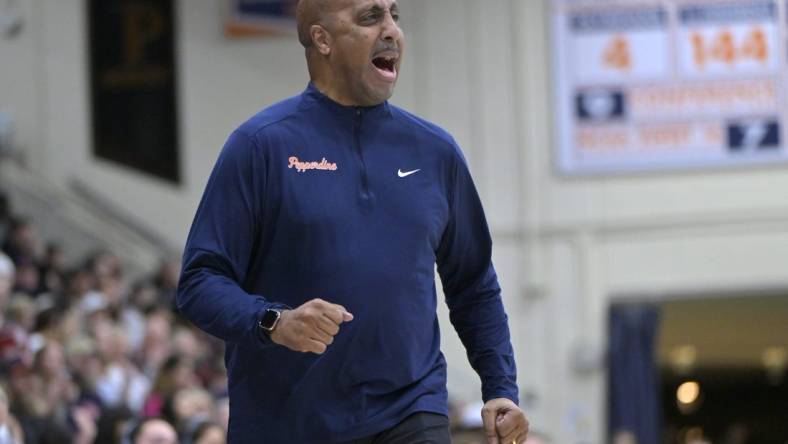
[398,169,421,178]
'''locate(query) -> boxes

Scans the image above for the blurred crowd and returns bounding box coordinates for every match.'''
[0,191,228,444]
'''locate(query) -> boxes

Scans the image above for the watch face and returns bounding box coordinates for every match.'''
[260,309,280,330]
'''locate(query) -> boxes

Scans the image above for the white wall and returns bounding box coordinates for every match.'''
[0,0,40,167]
[515,1,788,442]
[3,0,788,442]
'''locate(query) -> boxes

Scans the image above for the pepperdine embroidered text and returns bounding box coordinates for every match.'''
[288,156,338,173]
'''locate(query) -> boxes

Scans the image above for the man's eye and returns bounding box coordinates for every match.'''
[391,13,400,22]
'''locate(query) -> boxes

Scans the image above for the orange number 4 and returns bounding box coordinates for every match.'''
[603,35,632,71]
[741,28,768,62]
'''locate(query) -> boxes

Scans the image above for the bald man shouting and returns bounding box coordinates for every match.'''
[177,0,528,442]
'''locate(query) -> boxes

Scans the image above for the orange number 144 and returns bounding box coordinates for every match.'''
[692,27,768,69]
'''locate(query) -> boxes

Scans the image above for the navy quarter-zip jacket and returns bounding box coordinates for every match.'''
[177,83,518,443]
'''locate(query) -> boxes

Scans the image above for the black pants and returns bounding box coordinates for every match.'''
[346,412,451,444]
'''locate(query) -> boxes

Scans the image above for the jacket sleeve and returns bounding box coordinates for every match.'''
[176,129,286,350]
[436,146,519,404]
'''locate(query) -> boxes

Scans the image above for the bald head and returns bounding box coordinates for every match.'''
[296,0,340,48]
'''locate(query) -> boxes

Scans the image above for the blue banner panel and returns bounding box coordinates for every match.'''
[225,0,298,37]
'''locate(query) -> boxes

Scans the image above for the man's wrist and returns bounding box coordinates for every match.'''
[259,308,283,333]
[256,304,291,344]
[483,392,520,406]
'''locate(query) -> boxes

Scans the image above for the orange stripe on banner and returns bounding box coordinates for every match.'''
[224,22,285,38]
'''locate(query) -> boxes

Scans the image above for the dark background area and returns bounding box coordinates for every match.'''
[662,368,788,444]
[88,0,180,184]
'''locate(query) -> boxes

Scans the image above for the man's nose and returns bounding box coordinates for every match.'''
[381,12,402,42]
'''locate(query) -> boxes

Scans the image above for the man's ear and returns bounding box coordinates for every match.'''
[311,25,331,56]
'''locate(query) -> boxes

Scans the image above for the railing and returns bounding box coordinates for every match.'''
[0,158,170,278]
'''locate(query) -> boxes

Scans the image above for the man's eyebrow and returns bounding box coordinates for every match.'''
[358,3,398,15]
[364,4,384,14]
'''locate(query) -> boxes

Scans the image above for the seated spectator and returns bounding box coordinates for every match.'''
[211,397,229,432]
[142,354,198,421]
[137,309,174,378]
[185,420,225,444]
[128,281,159,314]
[0,253,15,319]
[64,334,101,400]
[124,417,178,444]
[12,259,40,298]
[0,385,24,444]
[0,193,13,244]
[62,267,94,307]
[11,342,95,444]
[152,258,179,310]
[0,295,35,371]
[38,243,65,296]
[84,250,121,284]
[2,218,37,267]
[172,388,213,433]
[28,305,79,355]
[93,320,150,412]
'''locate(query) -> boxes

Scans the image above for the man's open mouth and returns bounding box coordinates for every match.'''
[372,55,398,81]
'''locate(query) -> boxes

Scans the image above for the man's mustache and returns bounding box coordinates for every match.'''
[373,43,400,56]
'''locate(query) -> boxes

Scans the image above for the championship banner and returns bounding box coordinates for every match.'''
[225,0,298,37]
[88,0,180,183]
[552,0,788,174]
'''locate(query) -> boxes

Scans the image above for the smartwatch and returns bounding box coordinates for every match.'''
[258,308,283,334]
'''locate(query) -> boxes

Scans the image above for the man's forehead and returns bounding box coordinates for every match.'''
[348,0,398,12]
[296,0,397,27]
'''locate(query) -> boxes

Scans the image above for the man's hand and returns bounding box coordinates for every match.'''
[481,398,529,444]
[269,298,353,354]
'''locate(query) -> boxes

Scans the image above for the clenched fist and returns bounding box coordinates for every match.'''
[482,398,529,444]
[269,298,353,354]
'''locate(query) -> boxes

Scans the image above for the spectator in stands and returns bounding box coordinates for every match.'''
[187,420,225,444]
[32,342,79,414]
[0,254,15,316]
[62,267,93,306]
[11,341,98,444]
[0,193,13,244]
[138,309,174,378]
[170,327,204,369]
[38,243,65,296]
[152,258,179,310]
[97,266,127,314]
[173,387,211,419]
[142,354,198,421]
[211,397,229,432]
[129,281,159,314]
[0,295,35,370]
[12,259,40,297]
[0,386,24,444]
[172,387,213,437]
[2,218,38,267]
[85,250,121,280]
[125,417,178,444]
[28,306,78,355]
[93,320,150,413]
[63,334,101,404]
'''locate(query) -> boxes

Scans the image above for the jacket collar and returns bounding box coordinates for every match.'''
[301,82,391,118]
